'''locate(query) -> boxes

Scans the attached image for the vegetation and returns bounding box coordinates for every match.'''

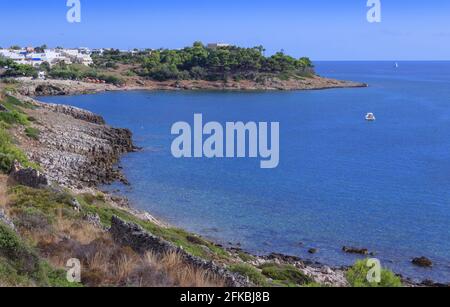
[229,263,268,286]
[1,42,314,86]
[346,259,402,287]
[260,263,313,286]
[44,62,124,85]
[0,222,73,286]
[0,95,38,172]
[133,42,314,82]
[25,127,40,140]
[3,186,225,287]
[0,57,38,78]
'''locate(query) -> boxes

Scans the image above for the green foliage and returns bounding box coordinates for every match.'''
[260,263,313,286]
[346,259,402,287]
[0,95,34,126]
[0,128,32,173]
[229,263,268,286]
[93,42,314,82]
[9,186,76,220]
[2,62,38,78]
[25,127,40,140]
[48,63,124,85]
[0,222,40,276]
[0,110,29,125]
[0,222,80,287]
[237,252,255,262]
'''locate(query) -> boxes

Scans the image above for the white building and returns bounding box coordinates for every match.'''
[0,47,93,67]
[207,43,231,49]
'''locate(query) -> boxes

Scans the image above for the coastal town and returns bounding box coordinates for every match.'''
[0,43,230,69]
[0,46,94,68]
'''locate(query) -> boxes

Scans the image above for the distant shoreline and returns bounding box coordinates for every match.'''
[14,76,368,97]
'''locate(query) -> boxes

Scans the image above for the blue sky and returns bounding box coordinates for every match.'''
[1,0,449,60]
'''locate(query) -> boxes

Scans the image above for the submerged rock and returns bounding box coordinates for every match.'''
[342,246,369,255]
[308,248,318,254]
[412,257,433,268]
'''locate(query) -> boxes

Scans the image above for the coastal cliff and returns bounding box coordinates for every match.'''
[12,95,135,188]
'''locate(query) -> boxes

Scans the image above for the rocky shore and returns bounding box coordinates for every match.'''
[11,94,136,189]
[16,76,367,97]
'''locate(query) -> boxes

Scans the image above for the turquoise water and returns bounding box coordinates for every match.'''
[40,62,450,283]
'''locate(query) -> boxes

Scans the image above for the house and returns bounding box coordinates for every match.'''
[207,43,231,49]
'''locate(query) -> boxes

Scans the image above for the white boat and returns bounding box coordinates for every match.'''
[365,113,376,121]
[394,62,399,68]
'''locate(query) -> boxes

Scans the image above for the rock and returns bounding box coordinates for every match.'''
[0,209,16,231]
[34,84,66,96]
[308,248,318,254]
[321,266,333,275]
[266,253,303,263]
[42,103,106,125]
[83,213,103,229]
[412,257,433,268]
[342,246,369,255]
[9,161,49,189]
[70,198,82,212]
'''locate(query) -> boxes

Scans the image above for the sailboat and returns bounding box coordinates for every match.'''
[394,62,399,68]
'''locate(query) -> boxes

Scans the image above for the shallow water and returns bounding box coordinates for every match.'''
[40,62,450,283]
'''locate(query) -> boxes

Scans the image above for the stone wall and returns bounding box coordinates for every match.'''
[109,216,252,287]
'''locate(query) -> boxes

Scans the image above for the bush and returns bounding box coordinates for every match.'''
[229,263,268,286]
[0,128,30,173]
[260,263,312,286]
[0,222,40,275]
[0,110,29,125]
[25,127,40,140]
[346,259,402,287]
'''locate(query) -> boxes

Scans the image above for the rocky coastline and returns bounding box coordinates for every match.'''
[3,78,446,288]
[15,76,367,97]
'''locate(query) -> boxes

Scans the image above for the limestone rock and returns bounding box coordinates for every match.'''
[10,161,48,188]
[0,209,16,231]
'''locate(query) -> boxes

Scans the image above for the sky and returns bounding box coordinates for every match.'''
[1,0,449,60]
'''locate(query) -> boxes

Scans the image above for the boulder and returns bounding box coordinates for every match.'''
[412,257,433,268]
[70,198,82,212]
[342,246,369,255]
[0,208,15,231]
[308,248,318,254]
[10,161,48,189]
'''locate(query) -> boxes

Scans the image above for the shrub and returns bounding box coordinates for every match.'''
[25,127,40,140]
[260,263,312,286]
[229,263,268,286]
[0,222,40,275]
[0,110,29,125]
[0,128,30,173]
[346,259,402,287]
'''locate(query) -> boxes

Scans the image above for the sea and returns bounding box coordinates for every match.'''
[39,61,450,283]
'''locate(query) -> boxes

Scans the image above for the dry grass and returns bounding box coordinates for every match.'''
[1,176,226,287]
[33,220,225,287]
[143,251,225,287]
[0,175,10,209]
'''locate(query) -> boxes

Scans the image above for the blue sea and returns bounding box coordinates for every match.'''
[39,62,450,283]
